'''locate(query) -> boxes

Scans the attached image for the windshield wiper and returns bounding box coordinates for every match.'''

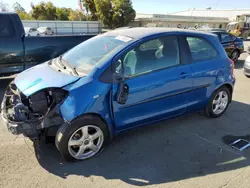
[58,55,67,70]
[71,67,79,76]
[59,56,79,76]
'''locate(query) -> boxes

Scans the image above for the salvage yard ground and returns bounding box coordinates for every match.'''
[0,42,250,188]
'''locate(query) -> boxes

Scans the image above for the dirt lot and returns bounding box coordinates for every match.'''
[1,43,250,188]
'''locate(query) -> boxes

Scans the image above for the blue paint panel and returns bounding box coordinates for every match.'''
[112,64,193,130]
[60,76,115,133]
[15,62,79,96]
[13,28,236,137]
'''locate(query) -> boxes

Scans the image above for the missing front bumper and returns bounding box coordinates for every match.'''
[1,81,65,139]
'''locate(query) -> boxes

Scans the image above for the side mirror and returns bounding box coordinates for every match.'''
[113,59,123,82]
[114,72,123,81]
[116,82,129,104]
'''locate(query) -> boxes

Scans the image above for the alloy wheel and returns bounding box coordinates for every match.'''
[68,125,104,160]
[212,91,229,115]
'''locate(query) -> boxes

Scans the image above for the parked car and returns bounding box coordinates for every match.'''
[1,28,235,161]
[0,12,95,76]
[199,29,244,62]
[37,27,55,35]
[198,28,227,32]
[244,55,250,77]
[24,27,40,36]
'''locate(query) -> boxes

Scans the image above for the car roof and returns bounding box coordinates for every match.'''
[0,12,17,15]
[209,31,229,34]
[105,27,216,39]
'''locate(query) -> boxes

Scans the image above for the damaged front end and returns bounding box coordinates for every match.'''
[1,81,68,139]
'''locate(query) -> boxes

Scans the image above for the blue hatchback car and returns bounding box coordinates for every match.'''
[1,28,235,161]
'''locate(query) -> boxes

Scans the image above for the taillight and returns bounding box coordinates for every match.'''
[229,58,234,75]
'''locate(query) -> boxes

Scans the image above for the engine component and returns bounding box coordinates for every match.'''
[29,91,50,114]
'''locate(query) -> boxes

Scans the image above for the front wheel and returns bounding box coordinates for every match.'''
[55,115,109,161]
[205,87,231,118]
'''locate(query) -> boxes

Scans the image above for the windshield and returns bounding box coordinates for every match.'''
[62,35,130,74]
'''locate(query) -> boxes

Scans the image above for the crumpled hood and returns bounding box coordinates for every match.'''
[15,62,79,97]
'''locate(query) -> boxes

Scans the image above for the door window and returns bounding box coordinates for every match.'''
[116,36,180,77]
[0,15,15,37]
[221,33,233,43]
[186,37,218,61]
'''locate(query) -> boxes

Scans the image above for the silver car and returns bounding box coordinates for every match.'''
[37,27,55,35]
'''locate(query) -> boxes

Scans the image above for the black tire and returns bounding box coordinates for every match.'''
[55,115,109,162]
[205,86,231,118]
[245,75,250,78]
[231,50,240,63]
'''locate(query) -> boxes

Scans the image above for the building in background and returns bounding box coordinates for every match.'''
[132,9,250,29]
[170,9,250,21]
[132,13,230,29]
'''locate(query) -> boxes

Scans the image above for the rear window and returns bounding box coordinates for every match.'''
[0,15,15,37]
[221,33,234,43]
[186,37,218,61]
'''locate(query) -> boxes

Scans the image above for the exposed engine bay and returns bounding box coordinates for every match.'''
[1,81,67,139]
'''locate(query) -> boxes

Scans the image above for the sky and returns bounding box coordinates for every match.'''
[2,0,250,14]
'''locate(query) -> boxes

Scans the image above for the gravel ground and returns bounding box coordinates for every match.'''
[0,42,250,188]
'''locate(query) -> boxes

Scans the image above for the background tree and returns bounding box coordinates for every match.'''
[56,7,70,20]
[94,0,135,28]
[0,1,9,12]
[81,0,98,21]
[68,9,85,21]
[94,0,113,26]
[111,0,136,28]
[13,2,25,12]
[17,11,32,20]
[31,2,56,20]
[12,2,32,20]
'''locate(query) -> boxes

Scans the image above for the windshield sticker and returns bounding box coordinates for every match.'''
[115,36,133,42]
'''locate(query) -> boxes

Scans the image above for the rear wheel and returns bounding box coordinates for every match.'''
[55,115,109,161]
[205,87,231,118]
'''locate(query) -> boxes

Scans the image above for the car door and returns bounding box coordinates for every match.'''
[184,36,222,111]
[112,36,193,130]
[220,33,235,56]
[0,14,24,74]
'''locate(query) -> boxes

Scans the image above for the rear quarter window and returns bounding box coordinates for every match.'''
[0,15,15,37]
[186,37,218,62]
